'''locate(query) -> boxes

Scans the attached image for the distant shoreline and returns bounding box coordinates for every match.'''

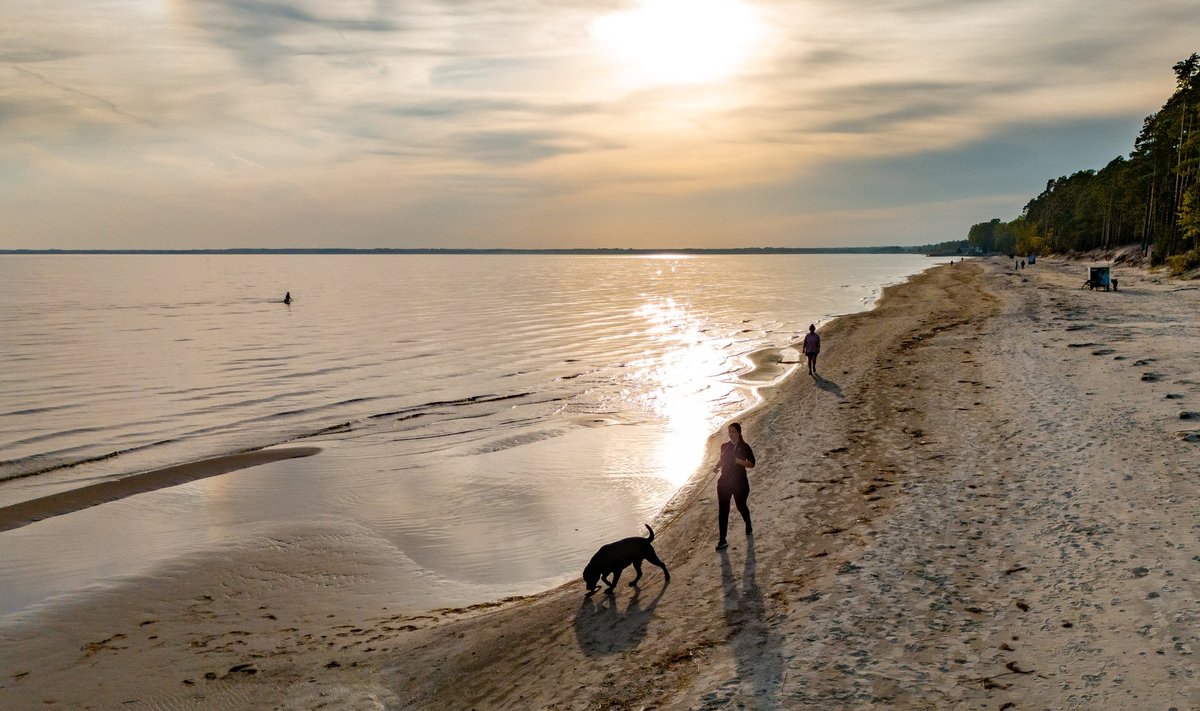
[0,247,938,256]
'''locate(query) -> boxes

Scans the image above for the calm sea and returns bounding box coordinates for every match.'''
[0,254,936,618]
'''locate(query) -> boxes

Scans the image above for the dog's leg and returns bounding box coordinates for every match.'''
[629,560,643,587]
[606,568,622,593]
[646,550,670,581]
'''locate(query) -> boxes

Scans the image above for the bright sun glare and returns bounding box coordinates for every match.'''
[591,0,764,85]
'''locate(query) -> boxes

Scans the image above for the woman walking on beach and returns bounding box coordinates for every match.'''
[802,324,821,376]
[714,422,755,550]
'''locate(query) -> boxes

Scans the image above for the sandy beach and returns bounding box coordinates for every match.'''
[2,257,1197,710]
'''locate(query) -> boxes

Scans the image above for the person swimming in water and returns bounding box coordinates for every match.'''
[283,291,292,305]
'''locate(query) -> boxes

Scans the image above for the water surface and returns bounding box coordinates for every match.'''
[0,254,937,619]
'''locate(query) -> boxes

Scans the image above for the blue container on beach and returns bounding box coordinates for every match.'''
[1087,265,1111,291]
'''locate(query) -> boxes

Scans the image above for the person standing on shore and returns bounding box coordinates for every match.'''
[713,422,755,550]
[802,324,821,376]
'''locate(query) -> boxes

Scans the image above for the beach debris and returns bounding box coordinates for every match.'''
[1005,662,1034,674]
[1130,566,1150,577]
[1003,565,1026,575]
[836,561,862,575]
[1141,373,1163,382]
[1014,600,1030,612]
[81,633,127,657]
[1179,411,1199,420]
[227,663,257,675]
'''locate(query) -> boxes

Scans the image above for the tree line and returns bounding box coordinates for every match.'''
[967,53,1200,274]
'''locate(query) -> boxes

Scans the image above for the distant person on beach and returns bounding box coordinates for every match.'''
[1111,277,1119,291]
[283,291,292,305]
[802,324,821,376]
[712,422,755,550]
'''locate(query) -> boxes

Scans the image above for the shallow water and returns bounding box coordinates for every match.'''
[0,254,937,618]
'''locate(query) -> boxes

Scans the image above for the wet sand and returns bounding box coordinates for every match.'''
[0,447,321,533]
[1,257,1197,709]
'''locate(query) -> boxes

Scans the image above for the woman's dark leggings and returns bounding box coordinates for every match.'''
[718,481,751,541]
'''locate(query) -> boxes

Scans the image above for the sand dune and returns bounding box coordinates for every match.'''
[1,258,1196,709]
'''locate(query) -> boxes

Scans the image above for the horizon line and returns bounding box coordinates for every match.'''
[0,245,949,255]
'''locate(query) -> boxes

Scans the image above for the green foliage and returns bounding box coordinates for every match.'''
[1166,248,1200,276]
[917,239,971,256]
[967,218,1001,252]
[968,53,1200,261]
[1180,188,1200,249]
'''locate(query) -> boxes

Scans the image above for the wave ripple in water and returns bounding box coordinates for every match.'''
[0,253,936,618]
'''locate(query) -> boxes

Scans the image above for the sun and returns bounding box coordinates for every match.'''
[591,0,764,85]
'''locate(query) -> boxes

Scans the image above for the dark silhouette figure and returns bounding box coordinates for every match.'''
[1111,277,1119,291]
[283,291,292,305]
[801,324,821,376]
[713,422,754,550]
[582,524,669,596]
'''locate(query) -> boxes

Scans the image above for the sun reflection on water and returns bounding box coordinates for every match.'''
[630,296,736,487]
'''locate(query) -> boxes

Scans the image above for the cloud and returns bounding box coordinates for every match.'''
[2,0,1199,248]
[453,130,579,166]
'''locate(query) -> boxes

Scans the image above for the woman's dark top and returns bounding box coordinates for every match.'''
[719,440,755,491]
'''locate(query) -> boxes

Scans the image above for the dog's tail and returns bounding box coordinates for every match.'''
[644,523,654,542]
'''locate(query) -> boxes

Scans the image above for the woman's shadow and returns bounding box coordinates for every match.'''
[573,581,668,656]
[720,538,785,705]
[813,374,844,400]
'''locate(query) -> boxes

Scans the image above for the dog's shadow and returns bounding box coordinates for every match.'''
[573,583,668,656]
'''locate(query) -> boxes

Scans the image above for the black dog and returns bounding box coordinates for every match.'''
[583,524,670,596]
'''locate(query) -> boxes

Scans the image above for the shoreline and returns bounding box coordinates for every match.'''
[2,256,1195,709]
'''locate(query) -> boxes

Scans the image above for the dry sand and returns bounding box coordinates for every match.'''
[1,257,1197,710]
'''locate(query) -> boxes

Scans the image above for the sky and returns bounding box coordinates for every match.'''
[1,0,1197,249]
